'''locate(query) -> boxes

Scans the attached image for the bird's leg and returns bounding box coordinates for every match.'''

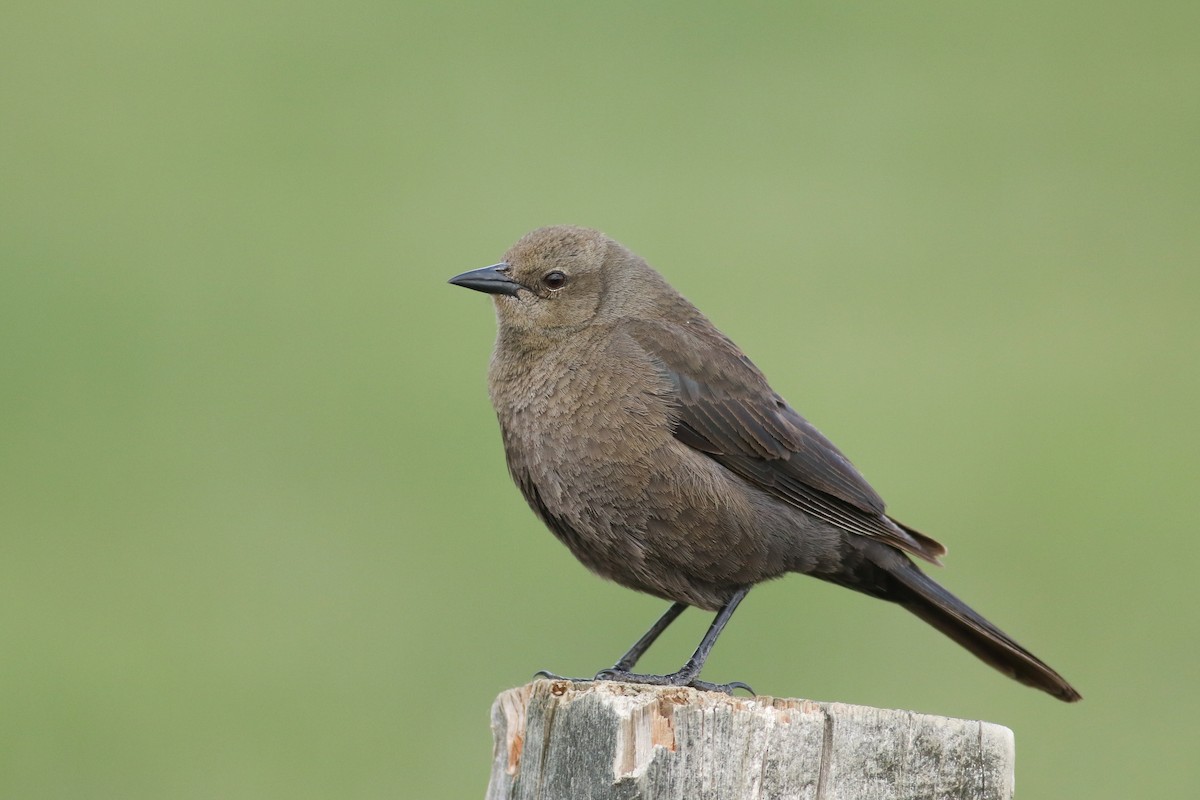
[532,601,687,684]
[606,601,688,673]
[595,587,752,694]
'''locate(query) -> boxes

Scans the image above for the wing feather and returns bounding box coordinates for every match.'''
[625,318,946,564]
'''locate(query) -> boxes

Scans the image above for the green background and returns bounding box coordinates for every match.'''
[2,2,1196,797]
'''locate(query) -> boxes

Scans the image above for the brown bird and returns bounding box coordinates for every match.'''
[449,225,1080,701]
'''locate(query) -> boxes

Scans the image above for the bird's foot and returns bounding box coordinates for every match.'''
[594,667,754,696]
[691,678,756,696]
[531,669,594,684]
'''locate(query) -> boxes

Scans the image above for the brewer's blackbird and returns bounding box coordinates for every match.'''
[449,225,1080,701]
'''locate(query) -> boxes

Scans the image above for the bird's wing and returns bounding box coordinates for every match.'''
[625,318,946,564]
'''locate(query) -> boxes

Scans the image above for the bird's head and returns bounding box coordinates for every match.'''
[449,225,671,338]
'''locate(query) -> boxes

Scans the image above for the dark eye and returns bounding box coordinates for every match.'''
[542,270,568,290]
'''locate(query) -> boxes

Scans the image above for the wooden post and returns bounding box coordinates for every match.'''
[486,679,1014,800]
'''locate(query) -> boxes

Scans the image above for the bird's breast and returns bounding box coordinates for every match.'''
[488,334,768,604]
[490,335,681,514]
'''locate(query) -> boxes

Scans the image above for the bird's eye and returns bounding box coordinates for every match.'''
[542,270,568,290]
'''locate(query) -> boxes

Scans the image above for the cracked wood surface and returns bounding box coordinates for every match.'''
[485,680,1014,800]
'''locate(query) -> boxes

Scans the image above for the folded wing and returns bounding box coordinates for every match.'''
[626,318,946,565]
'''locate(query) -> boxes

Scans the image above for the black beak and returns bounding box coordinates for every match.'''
[447,263,524,297]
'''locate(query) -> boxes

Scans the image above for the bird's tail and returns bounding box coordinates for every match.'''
[886,559,1081,702]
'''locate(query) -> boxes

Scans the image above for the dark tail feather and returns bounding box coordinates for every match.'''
[890,561,1082,702]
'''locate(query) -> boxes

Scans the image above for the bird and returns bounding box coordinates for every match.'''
[448,225,1081,702]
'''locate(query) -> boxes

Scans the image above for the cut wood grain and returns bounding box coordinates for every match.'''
[486,680,1014,800]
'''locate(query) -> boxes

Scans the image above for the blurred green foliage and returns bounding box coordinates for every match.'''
[1,2,1196,798]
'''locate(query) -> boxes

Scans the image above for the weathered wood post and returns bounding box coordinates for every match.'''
[486,680,1014,800]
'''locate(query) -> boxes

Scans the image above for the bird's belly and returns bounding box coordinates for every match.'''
[511,428,775,608]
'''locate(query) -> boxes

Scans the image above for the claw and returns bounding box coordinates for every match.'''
[690,679,756,695]
[532,669,593,683]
